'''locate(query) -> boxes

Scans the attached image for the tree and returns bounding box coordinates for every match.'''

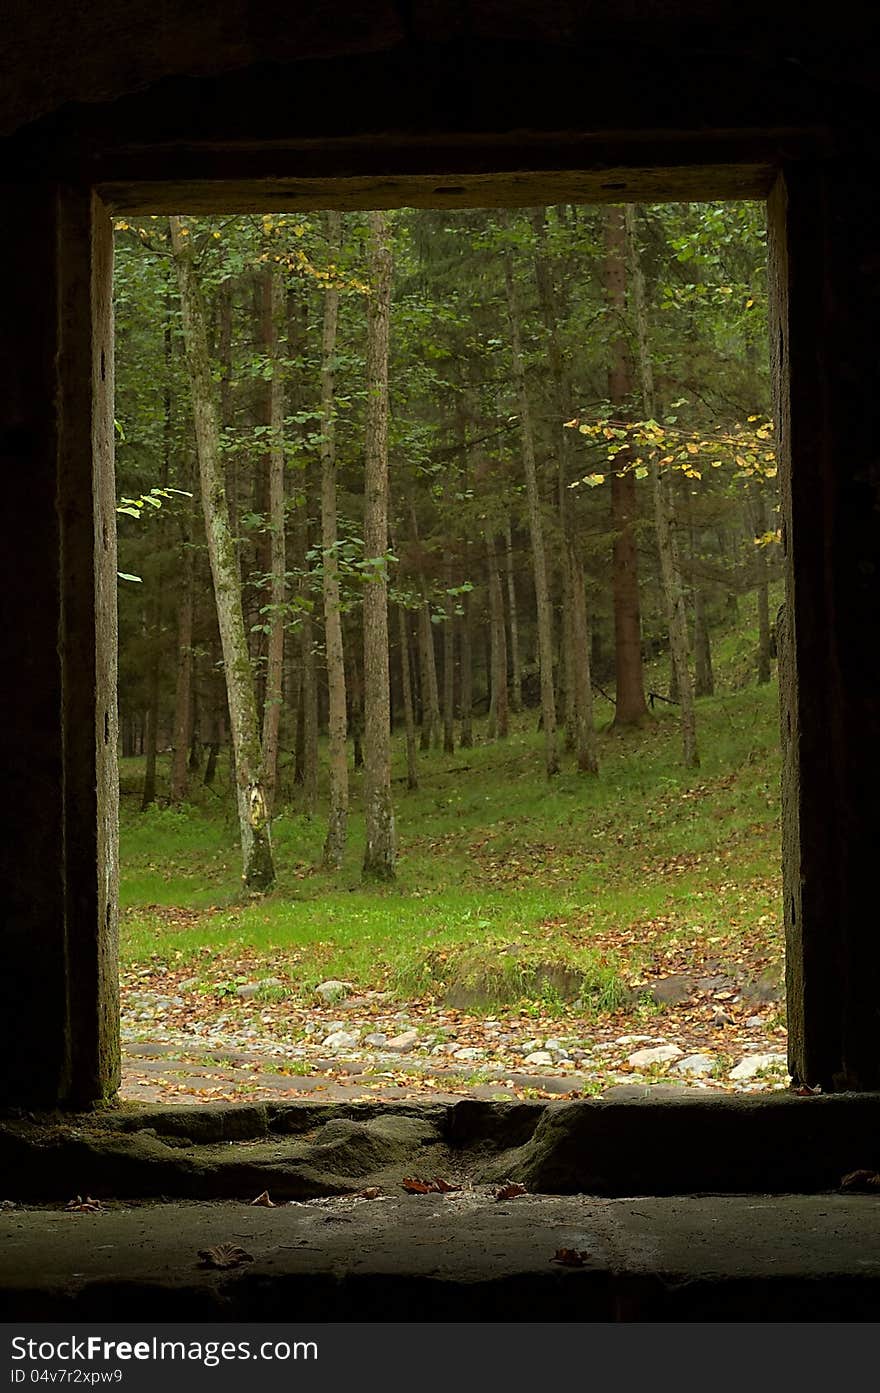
[318,212,350,867]
[169,216,275,891]
[361,211,396,881]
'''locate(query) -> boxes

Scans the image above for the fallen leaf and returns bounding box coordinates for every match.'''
[840,1170,880,1192]
[198,1243,255,1269]
[356,1186,382,1199]
[552,1248,588,1267]
[494,1182,528,1201]
[250,1190,276,1208]
[65,1195,102,1213]
[402,1176,462,1194]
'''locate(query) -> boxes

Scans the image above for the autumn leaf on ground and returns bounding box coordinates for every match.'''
[840,1170,880,1192]
[402,1176,461,1194]
[65,1196,102,1213]
[250,1190,276,1207]
[552,1248,588,1267]
[494,1182,528,1201]
[355,1186,382,1199]
[198,1243,255,1269]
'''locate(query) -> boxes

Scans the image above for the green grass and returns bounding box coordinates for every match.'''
[120,598,784,1018]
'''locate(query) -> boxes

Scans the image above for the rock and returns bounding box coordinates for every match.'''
[614,1034,654,1046]
[235,977,282,999]
[321,1030,361,1051]
[178,977,199,991]
[729,1053,789,1081]
[641,975,693,1007]
[696,975,734,994]
[712,1009,734,1027]
[627,1044,684,1068]
[543,1038,565,1051]
[745,1015,765,1029]
[523,1051,555,1067]
[453,1047,484,1061]
[362,1033,387,1049]
[741,971,783,1006]
[673,1053,716,1077]
[314,980,353,1005]
[384,1029,420,1054]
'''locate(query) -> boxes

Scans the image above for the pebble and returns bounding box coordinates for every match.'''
[384,1028,420,1053]
[321,1030,361,1051]
[453,1047,484,1061]
[363,1033,387,1049]
[522,1051,555,1067]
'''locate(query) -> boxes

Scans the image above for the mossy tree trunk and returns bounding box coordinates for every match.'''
[169,216,275,891]
[485,529,509,740]
[362,211,396,881]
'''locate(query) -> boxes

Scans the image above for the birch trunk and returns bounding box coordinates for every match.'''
[169,216,275,890]
[362,211,396,880]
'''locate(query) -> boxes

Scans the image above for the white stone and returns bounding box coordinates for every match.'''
[453,1046,484,1061]
[314,980,353,1004]
[729,1052,789,1081]
[363,1033,387,1049]
[615,1034,654,1046]
[321,1030,361,1051]
[673,1052,716,1077]
[627,1044,684,1068]
[385,1028,420,1053]
[523,1051,555,1067]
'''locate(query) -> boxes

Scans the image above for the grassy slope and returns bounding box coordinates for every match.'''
[119,590,784,1017]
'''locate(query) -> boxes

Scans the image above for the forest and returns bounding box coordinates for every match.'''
[114,201,784,1104]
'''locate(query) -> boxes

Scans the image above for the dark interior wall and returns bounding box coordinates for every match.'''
[2,1,880,1106]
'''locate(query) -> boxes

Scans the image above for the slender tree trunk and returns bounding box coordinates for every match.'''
[142,291,172,810]
[259,263,287,815]
[169,216,275,890]
[605,206,650,729]
[458,590,474,747]
[485,530,509,739]
[397,605,419,789]
[569,545,599,773]
[300,606,319,814]
[362,211,396,880]
[625,204,698,765]
[169,499,195,802]
[348,631,365,771]
[503,515,523,713]
[442,560,456,755]
[502,228,559,776]
[750,483,772,683]
[319,211,349,866]
[694,588,715,697]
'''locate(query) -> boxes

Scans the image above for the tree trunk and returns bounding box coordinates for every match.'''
[605,206,650,729]
[319,211,349,866]
[169,497,194,802]
[169,216,275,890]
[348,632,365,771]
[259,263,286,815]
[362,211,396,880]
[397,605,419,789]
[503,515,523,713]
[624,205,698,765]
[502,227,559,776]
[485,530,509,739]
[694,588,715,697]
[569,544,599,773]
[442,559,456,755]
[141,292,172,810]
[458,590,474,747]
[750,483,772,683]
